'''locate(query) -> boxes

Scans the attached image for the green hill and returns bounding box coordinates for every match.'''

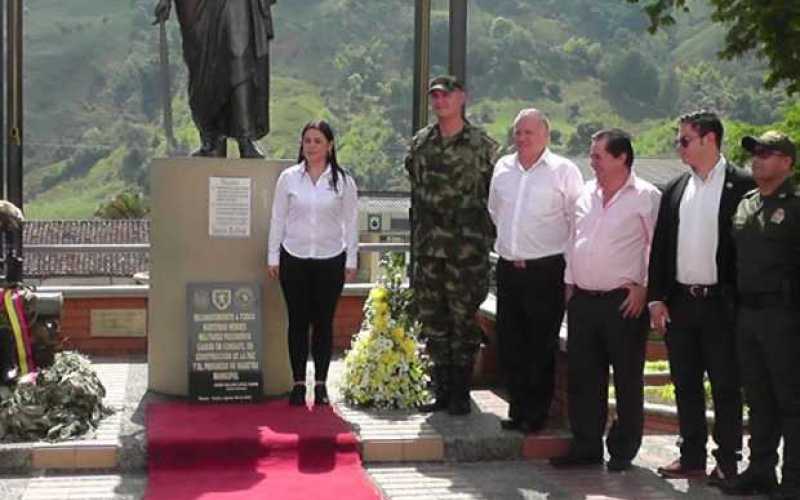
[21,0,792,218]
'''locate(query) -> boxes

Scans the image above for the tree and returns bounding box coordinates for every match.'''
[624,0,800,94]
[95,190,149,219]
[566,121,604,155]
[604,50,660,104]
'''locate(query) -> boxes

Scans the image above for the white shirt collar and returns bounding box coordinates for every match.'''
[301,161,332,178]
[691,155,726,183]
[593,171,637,203]
[514,148,551,172]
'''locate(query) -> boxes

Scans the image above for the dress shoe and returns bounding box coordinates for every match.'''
[289,384,306,406]
[606,457,632,472]
[721,468,777,495]
[237,137,264,159]
[314,384,330,406]
[550,453,603,468]
[707,463,737,488]
[656,458,706,478]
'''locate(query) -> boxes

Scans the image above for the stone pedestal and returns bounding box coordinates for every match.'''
[148,158,293,397]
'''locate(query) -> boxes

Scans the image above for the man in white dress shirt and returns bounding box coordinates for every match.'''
[488,108,584,433]
[647,111,754,484]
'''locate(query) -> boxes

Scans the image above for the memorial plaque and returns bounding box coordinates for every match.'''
[187,282,263,402]
[209,176,252,238]
[90,309,147,337]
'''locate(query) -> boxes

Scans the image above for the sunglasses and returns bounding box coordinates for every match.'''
[673,135,700,148]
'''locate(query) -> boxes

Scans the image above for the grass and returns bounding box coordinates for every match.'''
[25,146,128,219]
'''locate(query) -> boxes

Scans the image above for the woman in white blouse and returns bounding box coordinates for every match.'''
[267,120,358,406]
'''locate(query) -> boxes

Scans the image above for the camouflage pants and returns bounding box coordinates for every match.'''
[414,255,489,368]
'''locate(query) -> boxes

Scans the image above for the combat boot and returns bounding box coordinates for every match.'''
[418,365,449,412]
[447,365,472,416]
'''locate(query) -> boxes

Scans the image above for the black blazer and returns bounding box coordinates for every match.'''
[647,162,755,303]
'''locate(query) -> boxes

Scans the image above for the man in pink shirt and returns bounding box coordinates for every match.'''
[551,129,661,471]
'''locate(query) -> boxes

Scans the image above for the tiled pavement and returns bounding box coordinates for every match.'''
[0,359,773,500]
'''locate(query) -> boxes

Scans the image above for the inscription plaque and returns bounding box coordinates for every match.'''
[187,282,263,402]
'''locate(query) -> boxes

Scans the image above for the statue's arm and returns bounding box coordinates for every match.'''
[153,0,172,24]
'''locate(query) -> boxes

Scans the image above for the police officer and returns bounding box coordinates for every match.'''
[723,131,800,499]
[405,75,498,415]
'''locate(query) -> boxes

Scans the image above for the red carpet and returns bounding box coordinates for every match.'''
[145,401,382,500]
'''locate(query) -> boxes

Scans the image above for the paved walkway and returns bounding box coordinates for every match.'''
[0,358,771,500]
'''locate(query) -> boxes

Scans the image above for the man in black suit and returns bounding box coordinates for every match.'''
[648,111,754,486]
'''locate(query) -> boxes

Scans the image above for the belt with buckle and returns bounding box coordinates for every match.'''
[575,287,626,298]
[677,283,720,299]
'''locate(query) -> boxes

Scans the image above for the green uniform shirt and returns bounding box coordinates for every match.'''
[404,121,499,259]
[732,178,800,295]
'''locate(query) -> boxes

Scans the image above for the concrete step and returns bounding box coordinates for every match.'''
[336,389,571,463]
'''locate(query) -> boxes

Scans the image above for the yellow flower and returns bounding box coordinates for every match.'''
[402,338,416,356]
[373,315,388,333]
[369,286,389,303]
[391,326,405,342]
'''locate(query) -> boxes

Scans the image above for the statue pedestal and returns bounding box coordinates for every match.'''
[147,158,293,397]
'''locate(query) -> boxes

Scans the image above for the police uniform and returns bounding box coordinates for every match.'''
[728,132,800,498]
[405,77,498,415]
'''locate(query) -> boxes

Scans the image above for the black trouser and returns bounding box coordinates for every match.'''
[496,255,565,425]
[664,293,742,467]
[737,304,800,488]
[567,289,648,460]
[279,247,345,383]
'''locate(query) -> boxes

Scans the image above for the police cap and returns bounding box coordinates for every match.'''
[742,130,796,165]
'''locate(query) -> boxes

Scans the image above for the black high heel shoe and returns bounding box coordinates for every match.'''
[289,383,306,406]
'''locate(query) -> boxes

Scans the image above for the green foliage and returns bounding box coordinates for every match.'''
[21,0,800,219]
[633,119,676,156]
[643,381,713,408]
[567,121,604,155]
[644,360,669,373]
[94,190,149,220]
[604,50,661,105]
[0,352,113,443]
[602,50,661,119]
[624,0,800,94]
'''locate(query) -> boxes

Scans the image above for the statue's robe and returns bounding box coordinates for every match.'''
[175,0,274,139]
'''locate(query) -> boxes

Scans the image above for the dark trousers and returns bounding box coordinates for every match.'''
[496,255,565,425]
[567,289,648,460]
[738,305,800,487]
[665,294,742,467]
[279,247,345,383]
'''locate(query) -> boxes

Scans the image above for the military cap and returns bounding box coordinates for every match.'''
[742,130,796,164]
[428,75,464,93]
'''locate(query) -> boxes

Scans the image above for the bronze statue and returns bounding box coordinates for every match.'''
[154,0,276,159]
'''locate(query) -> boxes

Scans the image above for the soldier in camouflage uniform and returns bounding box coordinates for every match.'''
[723,131,800,499]
[405,75,498,415]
